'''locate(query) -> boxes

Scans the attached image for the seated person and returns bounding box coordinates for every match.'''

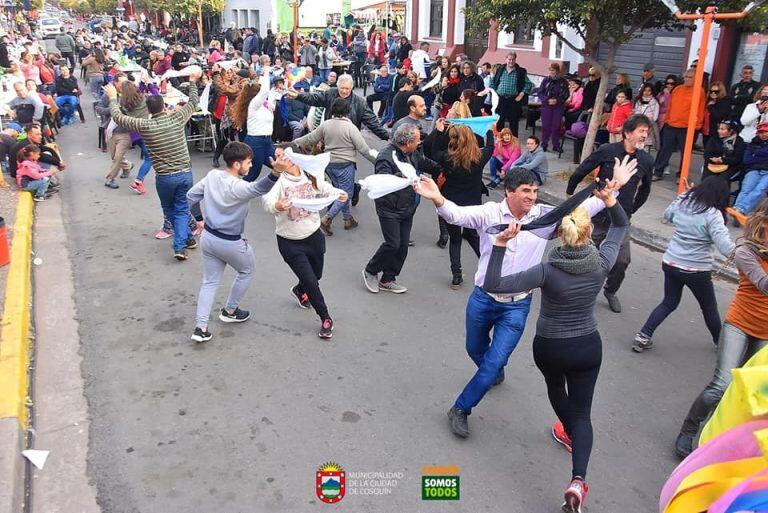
[9,123,66,180]
[55,66,85,124]
[510,135,549,185]
[8,81,45,125]
[702,119,744,182]
[733,121,768,217]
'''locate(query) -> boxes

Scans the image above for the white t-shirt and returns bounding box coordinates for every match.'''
[411,49,430,79]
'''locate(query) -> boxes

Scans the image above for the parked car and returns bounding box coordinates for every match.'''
[40,17,63,39]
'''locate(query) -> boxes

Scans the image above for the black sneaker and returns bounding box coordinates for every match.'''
[191,327,212,343]
[447,406,469,438]
[675,433,694,459]
[186,238,198,249]
[318,318,334,339]
[219,307,250,323]
[290,285,311,309]
[351,182,361,206]
[436,237,448,249]
[174,249,188,261]
[451,273,463,290]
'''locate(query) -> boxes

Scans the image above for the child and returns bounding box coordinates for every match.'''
[702,119,744,182]
[606,91,632,143]
[16,144,57,202]
[262,145,347,339]
[488,128,522,189]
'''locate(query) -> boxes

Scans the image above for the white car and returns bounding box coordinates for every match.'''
[40,18,63,39]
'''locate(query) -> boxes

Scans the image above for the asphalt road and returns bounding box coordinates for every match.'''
[48,102,736,513]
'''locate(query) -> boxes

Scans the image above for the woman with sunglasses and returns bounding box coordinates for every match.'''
[703,81,732,147]
[657,74,679,127]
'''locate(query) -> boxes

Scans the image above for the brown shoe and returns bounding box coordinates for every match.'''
[344,217,359,230]
[320,215,333,236]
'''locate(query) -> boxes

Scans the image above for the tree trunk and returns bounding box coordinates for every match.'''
[580,46,617,162]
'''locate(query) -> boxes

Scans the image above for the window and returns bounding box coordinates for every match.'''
[429,0,443,38]
[512,23,534,46]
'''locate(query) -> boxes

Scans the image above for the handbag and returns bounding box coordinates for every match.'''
[707,163,729,173]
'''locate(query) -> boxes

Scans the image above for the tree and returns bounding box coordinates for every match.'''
[466,0,753,161]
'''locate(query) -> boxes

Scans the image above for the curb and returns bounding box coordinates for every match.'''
[0,191,34,513]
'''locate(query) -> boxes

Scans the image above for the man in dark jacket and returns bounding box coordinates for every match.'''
[362,124,441,293]
[731,65,763,118]
[581,67,601,113]
[733,121,768,216]
[10,123,65,179]
[0,35,10,69]
[566,114,654,313]
[285,95,310,140]
[366,65,393,117]
[287,73,389,140]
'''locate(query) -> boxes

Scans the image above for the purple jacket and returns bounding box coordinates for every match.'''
[539,76,569,105]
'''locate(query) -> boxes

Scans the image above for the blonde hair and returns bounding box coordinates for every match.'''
[559,206,593,247]
[447,100,471,119]
[745,197,768,246]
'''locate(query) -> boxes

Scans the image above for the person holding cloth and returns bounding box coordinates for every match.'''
[567,115,654,314]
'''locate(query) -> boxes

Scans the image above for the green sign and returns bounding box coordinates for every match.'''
[421,475,460,500]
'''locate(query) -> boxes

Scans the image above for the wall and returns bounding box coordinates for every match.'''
[224,0,272,35]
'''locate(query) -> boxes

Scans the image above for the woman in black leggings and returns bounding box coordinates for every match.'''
[483,158,635,513]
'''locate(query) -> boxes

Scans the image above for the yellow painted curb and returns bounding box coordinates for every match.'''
[0,192,34,428]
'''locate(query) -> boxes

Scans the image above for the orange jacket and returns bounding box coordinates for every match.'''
[665,85,706,130]
[607,101,633,133]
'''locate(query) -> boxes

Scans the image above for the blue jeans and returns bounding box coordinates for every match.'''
[734,169,768,214]
[89,75,104,100]
[455,287,532,414]
[319,68,331,82]
[155,171,193,252]
[55,94,79,121]
[326,163,355,220]
[135,139,153,182]
[243,135,275,182]
[22,177,50,198]
[489,156,504,183]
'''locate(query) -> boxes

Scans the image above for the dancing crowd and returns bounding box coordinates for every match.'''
[1,14,767,513]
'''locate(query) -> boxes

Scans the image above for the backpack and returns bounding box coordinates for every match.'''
[568,121,587,139]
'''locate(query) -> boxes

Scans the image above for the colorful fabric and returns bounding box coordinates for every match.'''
[448,115,499,137]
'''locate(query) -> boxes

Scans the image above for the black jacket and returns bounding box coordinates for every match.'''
[567,141,653,224]
[0,43,9,69]
[171,51,188,70]
[703,135,745,179]
[373,143,440,219]
[490,64,528,98]
[296,88,390,140]
[391,90,411,123]
[582,78,601,112]
[55,76,79,96]
[434,131,494,206]
[706,97,732,138]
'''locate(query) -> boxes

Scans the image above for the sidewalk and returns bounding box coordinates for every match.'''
[511,139,741,280]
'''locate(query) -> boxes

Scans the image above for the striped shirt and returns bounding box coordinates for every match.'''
[108,87,199,175]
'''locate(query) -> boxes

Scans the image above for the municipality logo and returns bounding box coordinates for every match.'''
[421,466,460,500]
[316,461,345,503]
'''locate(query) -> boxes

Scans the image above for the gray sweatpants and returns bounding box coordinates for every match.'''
[195,231,256,329]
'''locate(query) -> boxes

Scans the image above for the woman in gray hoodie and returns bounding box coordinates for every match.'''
[633,176,736,352]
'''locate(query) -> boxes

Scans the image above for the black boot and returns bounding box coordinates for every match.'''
[451,272,463,290]
[436,217,449,248]
[352,182,361,206]
[212,156,220,168]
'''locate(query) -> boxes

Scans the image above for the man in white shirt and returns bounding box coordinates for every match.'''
[411,42,431,80]
[414,160,636,439]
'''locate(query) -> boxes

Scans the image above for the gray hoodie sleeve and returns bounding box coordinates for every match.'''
[706,209,736,258]
[735,246,768,294]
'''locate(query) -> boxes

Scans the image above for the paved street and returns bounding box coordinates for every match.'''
[37,106,736,513]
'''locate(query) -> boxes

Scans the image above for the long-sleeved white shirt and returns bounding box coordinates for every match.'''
[246,74,281,137]
[436,196,605,294]
[262,172,343,240]
[739,102,768,143]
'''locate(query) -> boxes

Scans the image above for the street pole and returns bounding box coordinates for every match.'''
[293,2,298,64]
[671,3,751,193]
[197,0,204,48]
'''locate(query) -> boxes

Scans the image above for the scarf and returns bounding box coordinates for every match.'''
[547,243,600,274]
[486,181,600,238]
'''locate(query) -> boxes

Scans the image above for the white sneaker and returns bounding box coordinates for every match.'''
[362,269,379,293]
[378,280,407,294]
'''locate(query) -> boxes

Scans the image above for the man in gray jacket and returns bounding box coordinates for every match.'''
[55,29,77,68]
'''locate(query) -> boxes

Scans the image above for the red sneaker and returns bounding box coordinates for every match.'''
[130,180,147,195]
[552,421,573,453]
[562,477,589,512]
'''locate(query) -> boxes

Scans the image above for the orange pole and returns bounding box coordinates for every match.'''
[293,3,299,64]
[677,6,713,193]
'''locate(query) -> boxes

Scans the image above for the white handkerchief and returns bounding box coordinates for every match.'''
[284,148,331,181]
[489,88,500,115]
[392,151,418,180]
[359,174,415,199]
[289,191,341,212]
[421,71,441,92]
[163,65,203,79]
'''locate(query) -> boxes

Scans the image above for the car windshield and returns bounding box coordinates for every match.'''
[42,19,59,25]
